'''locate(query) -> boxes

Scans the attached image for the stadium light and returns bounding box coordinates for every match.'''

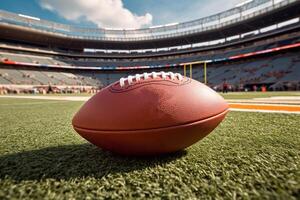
[149,25,164,29]
[164,22,179,27]
[18,14,40,21]
[104,27,123,31]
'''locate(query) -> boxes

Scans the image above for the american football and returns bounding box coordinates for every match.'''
[72,71,228,155]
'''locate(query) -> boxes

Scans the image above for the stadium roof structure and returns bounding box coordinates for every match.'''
[0,0,300,50]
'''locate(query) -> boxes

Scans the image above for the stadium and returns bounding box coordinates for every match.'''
[0,0,299,199]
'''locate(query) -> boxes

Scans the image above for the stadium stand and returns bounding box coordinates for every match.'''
[0,0,300,93]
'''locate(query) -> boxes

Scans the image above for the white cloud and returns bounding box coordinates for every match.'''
[39,0,153,29]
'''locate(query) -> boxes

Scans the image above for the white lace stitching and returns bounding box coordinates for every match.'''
[119,71,183,87]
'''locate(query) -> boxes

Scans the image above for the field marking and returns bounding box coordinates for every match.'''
[229,108,300,114]
[227,100,300,105]
[0,101,71,106]
[254,96,300,100]
[228,103,300,113]
[229,102,300,107]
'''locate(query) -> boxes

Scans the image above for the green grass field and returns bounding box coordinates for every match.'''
[0,96,299,199]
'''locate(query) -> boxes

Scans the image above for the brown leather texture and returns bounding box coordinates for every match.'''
[74,109,228,155]
[72,77,228,131]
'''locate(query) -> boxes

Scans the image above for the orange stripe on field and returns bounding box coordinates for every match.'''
[228,103,300,112]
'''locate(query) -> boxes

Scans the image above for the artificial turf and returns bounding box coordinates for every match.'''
[0,97,299,199]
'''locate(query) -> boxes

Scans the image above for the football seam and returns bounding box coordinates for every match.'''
[72,108,229,133]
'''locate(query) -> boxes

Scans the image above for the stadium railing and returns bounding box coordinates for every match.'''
[0,0,297,41]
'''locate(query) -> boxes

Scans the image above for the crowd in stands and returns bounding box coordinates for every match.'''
[0,68,102,86]
[0,31,299,68]
[0,85,100,95]
[0,50,299,93]
[0,30,300,93]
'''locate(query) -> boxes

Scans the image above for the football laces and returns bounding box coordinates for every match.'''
[119,71,183,87]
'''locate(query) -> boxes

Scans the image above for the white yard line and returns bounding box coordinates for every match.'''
[228,102,300,107]
[229,108,300,114]
[254,96,300,100]
[227,99,300,105]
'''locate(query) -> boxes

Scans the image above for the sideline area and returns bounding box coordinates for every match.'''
[0,95,89,102]
[1,94,300,114]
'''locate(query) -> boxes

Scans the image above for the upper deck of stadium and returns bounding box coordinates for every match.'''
[0,0,300,50]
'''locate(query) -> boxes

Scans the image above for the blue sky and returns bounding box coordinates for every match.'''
[0,0,242,28]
